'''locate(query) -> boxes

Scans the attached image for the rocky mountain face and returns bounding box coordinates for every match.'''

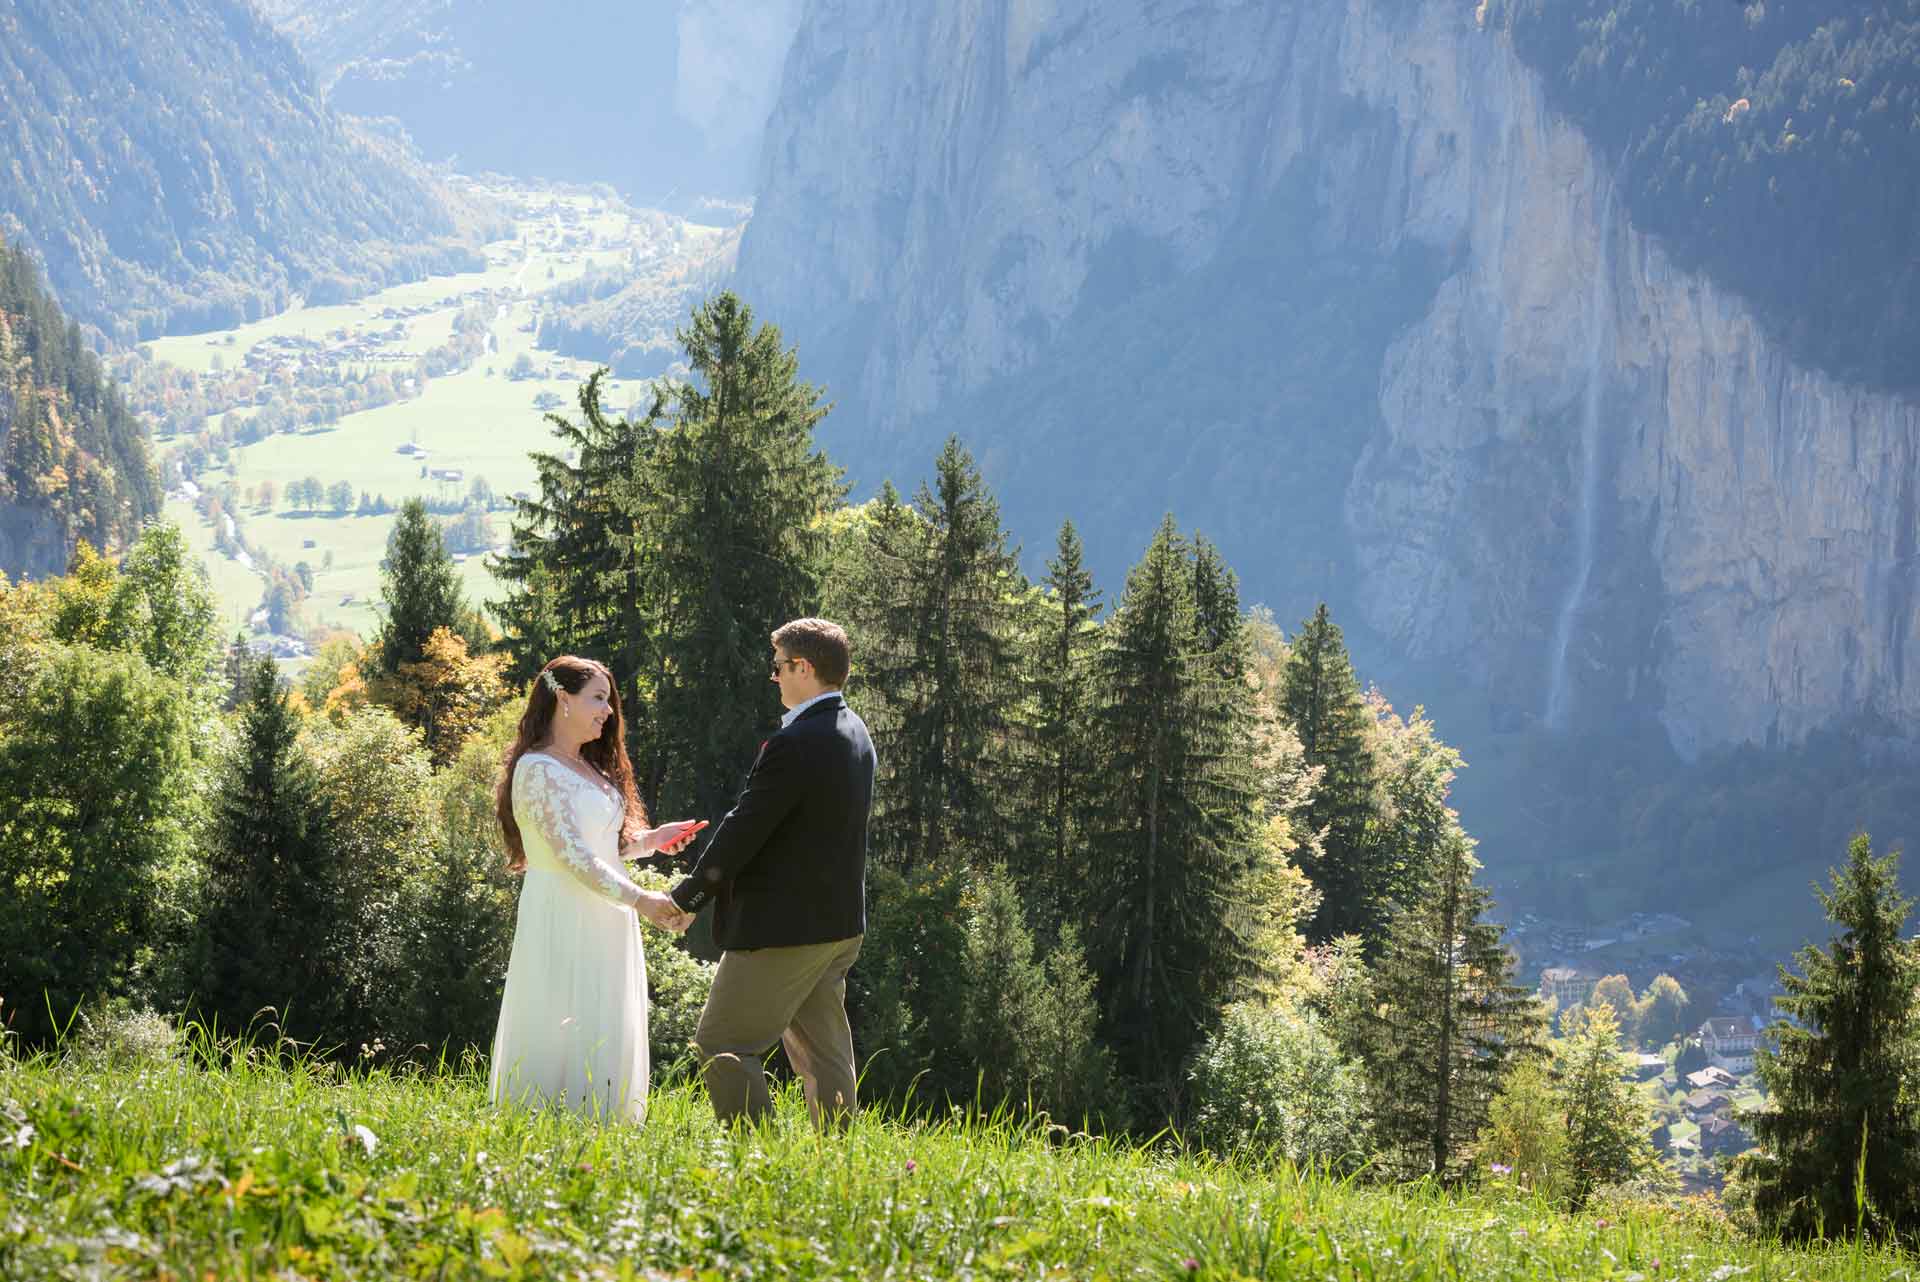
[734,0,1920,764]
[0,0,486,345]
[261,0,803,204]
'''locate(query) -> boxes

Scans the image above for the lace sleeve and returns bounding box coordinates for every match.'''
[514,757,646,909]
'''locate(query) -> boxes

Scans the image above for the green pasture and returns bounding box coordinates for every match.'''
[164,496,269,635]
[157,189,661,638]
[147,190,640,376]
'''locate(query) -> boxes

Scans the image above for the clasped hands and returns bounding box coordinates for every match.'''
[635,891,694,934]
[623,819,708,934]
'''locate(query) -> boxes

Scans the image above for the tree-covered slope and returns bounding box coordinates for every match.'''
[0,0,490,344]
[0,236,158,578]
[1491,0,1920,391]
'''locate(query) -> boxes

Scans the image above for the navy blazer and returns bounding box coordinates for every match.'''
[669,693,875,951]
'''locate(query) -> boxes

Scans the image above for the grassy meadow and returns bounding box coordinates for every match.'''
[2,1032,1913,1281]
[154,188,670,637]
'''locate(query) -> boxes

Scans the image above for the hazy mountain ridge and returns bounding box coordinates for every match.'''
[257,0,802,203]
[0,0,490,345]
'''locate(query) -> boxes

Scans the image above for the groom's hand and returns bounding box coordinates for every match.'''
[635,890,695,935]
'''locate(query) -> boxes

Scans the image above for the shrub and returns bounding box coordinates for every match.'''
[66,1005,181,1069]
[1188,1002,1368,1170]
[643,918,716,1083]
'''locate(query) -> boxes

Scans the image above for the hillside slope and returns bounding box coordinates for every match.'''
[0,236,158,579]
[5,1049,1911,1279]
[0,0,488,344]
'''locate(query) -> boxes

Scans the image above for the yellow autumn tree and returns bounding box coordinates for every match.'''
[369,626,509,766]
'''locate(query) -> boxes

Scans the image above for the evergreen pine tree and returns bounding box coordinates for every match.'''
[1559,1002,1660,1210]
[220,629,253,712]
[491,373,659,693]
[647,294,842,825]
[829,438,1025,870]
[1280,603,1383,944]
[373,498,467,676]
[1086,517,1261,1105]
[198,656,338,1044]
[1362,825,1543,1181]
[1740,833,1920,1241]
[1029,519,1102,930]
[960,866,1117,1123]
[825,483,922,864]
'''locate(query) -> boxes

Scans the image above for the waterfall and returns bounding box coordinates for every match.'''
[1544,173,1616,731]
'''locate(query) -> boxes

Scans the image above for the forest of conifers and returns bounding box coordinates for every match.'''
[1493,0,1920,390]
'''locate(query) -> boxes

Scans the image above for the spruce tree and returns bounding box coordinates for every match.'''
[1558,1002,1659,1210]
[961,865,1116,1122]
[487,370,660,690]
[1029,519,1103,930]
[830,438,1025,870]
[825,483,923,864]
[1741,833,1920,1241]
[1086,517,1261,1104]
[647,293,842,825]
[220,629,254,712]
[198,656,337,1045]
[1280,603,1382,944]
[1362,825,1542,1181]
[374,498,467,676]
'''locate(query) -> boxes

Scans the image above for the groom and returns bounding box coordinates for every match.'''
[668,617,875,1127]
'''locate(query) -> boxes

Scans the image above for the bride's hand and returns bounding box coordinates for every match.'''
[638,819,708,857]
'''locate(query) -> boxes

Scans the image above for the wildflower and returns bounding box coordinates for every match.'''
[1184,1258,1200,1272]
[904,1159,917,1174]
[1490,1162,1512,1176]
[1595,1219,1610,1230]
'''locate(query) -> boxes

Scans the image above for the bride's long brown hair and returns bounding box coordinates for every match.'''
[496,655,647,873]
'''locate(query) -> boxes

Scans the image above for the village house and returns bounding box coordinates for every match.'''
[1698,1115,1751,1159]
[1538,966,1593,1010]
[1684,1089,1732,1120]
[1684,1066,1738,1092]
[1699,1016,1761,1073]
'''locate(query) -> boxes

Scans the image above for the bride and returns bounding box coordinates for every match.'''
[488,655,701,1120]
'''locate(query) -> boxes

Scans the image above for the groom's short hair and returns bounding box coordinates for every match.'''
[772,617,850,687]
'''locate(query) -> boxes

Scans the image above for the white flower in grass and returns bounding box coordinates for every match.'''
[351,1124,378,1156]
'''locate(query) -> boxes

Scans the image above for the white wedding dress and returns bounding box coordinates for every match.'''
[489,752,650,1121]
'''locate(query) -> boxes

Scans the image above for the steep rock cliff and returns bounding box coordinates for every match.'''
[735,0,1920,760]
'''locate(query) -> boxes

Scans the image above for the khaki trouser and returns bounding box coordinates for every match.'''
[693,935,863,1128]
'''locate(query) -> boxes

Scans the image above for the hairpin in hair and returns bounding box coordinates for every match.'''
[541,669,564,695]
